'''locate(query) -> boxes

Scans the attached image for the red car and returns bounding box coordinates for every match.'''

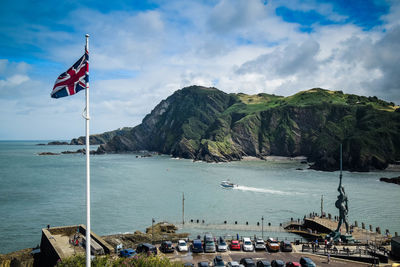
[286,262,301,267]
[230,240,241,250]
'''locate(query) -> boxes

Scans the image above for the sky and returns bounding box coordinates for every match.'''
[0,0,399,140]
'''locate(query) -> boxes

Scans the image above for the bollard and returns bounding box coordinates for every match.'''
[224,221,227,224]
[197,219,199,223]
[291,217,293,222]
[235,221,237,225]
[376,227,381,234]
[268,222,271,226]
[328,213,331,220]
[362,222,365,229]
[369,225,372,231]
[395,232,398,237]
[354,221,358,227]
[202,220,204,223]
[246,221,248,225]
[280,223,282,227]
[257,222,260,226]
[191,219,193,223]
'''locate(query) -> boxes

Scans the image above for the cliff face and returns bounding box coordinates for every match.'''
[94,86,400,171]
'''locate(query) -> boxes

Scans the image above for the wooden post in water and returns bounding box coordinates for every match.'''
[182,192,185,225]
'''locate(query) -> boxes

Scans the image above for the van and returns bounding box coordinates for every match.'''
[204,233,216,253]
[191,239,203,253]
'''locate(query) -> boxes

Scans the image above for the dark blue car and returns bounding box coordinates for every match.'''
[300,257,316,267]
[191,239,203,253]
[119,248,136,258]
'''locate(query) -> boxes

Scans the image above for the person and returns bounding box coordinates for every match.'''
[327,252,330,264]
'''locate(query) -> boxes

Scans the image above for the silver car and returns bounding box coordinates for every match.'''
[227,261,241,267]
[217,237,228,252]
[254,238,266,250]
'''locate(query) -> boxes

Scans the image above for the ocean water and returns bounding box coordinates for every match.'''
[0,141,399,254]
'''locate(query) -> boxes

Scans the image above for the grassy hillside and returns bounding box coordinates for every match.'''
[96,86,400,171]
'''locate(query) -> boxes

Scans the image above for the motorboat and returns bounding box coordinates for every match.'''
[220,180,237,188]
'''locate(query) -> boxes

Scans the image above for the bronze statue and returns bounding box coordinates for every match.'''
[335,144,349,234]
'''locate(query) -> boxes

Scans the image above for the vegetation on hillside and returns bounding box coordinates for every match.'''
[94,86,400,171]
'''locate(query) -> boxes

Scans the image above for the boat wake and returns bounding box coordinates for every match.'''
[233,185,290,195]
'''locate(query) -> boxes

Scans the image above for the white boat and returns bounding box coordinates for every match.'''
[220,180,237,188]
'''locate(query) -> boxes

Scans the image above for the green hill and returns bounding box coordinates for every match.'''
[94,86,400,171]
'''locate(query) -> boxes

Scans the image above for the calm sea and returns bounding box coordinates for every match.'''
[0,141,399,254]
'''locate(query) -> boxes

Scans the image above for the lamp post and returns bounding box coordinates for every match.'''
[152,218,155,244]
[262,216,264,239]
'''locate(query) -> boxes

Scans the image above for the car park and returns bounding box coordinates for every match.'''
[177,239,188,252]
[228,261,241,267]
[271,260,285,267]
[217,237,228,252]
[243,237,254,252]
[280,240,293,252]
[204,233,216,253]
[266,238,280,252]
[213,255,225,266]
[254,238,266,251]
[119,248,136,258]
[257,260,271,266]
[240,257,256,267]
[160,240,174,253]
[191,239,203,253]
[197,261,210,267]
[230,240,241,251]
[136,243,157,255]
[299,257,316,267]
[286,262,300,267]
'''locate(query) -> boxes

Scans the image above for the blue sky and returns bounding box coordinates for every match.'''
[0,0,399,140]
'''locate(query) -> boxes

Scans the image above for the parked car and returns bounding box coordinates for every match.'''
[184,263,194,267]
[204,233,216,253]
[243,237,254,252]
[136,243,157,255]
[271,260,285,267]
[160,240,174,253]
[191,239,203,253]
[119,248,136,258]
[177,240,188,252]
[257,260,271,266]
[240,258,256,267]
[280,240,293,252]
[197,261,210,267]
[286,262,301,267]
[266,238,280,252]
[254,238,266,250]
[213,255,225,266]
[230,240,241,251]
[217,237,228,252]
[299,257,316,267]
[228,261,241,267]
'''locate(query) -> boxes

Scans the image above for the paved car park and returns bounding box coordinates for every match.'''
[162,247,369,266]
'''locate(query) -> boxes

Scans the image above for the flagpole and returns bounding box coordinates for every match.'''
[84,33,91,267]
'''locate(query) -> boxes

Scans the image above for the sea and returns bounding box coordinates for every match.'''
[0,140,399,254]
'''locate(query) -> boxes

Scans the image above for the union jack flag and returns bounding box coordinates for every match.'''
[51,51,89,98]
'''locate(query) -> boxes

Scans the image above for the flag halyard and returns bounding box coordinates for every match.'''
[51,52,89,99]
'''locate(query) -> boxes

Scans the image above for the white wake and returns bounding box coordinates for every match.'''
[233,185,290,195]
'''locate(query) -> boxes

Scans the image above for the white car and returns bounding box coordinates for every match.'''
[254,238,266,250]
[242,237,254,252]
[177,239,188,252]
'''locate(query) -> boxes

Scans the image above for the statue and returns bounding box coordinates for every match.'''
[335,176,349,233]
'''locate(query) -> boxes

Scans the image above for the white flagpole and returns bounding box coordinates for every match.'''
[84,33,91,267]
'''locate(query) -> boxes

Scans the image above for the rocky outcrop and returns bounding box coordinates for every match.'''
[70,127,132,145]
[92,86,400,172]
[380,176,400,185]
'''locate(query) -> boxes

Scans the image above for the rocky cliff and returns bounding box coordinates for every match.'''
[94,86,400,171]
